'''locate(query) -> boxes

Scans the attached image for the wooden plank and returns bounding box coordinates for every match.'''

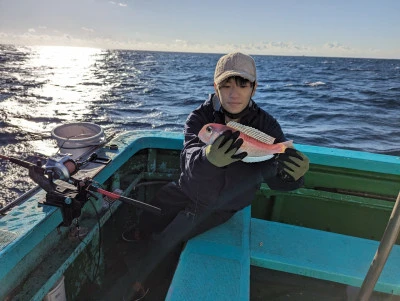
[250,218,400,295]
[166,206,251,301]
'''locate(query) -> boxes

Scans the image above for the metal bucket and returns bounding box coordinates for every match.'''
[51,122,105,158]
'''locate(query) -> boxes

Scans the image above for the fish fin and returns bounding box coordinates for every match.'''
[283,140,294,149]
[227,121,276,145]
[242,154,274,163]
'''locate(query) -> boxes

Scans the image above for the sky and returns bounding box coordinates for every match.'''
[0,0,399,59]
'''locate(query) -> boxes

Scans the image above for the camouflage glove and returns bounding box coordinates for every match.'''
[205,130,247,167]
[275,148,309,181]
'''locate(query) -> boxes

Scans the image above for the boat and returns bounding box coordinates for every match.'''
[1,122,400,301]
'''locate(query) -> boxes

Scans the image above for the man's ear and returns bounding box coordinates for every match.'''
[214,83,219,96]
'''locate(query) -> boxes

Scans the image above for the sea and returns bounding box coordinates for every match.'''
[0,44,399,207]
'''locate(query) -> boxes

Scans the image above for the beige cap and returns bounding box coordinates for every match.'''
[214,52,256,85]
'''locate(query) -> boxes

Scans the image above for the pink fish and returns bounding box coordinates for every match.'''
[198,121,293,162]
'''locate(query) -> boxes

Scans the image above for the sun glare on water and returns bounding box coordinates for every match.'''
[4,45,107,123]
[28,45,104,109]
[16,46,104,113]
[0,45,112,155]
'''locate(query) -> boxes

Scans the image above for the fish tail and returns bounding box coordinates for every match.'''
[281,140,294,152]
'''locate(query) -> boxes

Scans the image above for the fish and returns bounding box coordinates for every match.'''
[198,121,293,163]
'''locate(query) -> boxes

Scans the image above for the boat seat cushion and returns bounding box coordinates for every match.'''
[250,218,400,295]
[166,206,251,301]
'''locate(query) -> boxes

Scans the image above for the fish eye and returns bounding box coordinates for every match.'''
[206,126,212,133]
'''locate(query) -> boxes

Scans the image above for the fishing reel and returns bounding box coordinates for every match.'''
[0,153,91,226]
[30,154,93,227]
[42,154,78,181]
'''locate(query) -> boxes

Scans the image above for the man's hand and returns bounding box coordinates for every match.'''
[205,130,247,167]
[275,148,309,181]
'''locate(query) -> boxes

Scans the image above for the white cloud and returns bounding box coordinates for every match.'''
[82,27,95,33]
[320,42,376,58]
[108,1,127,7]
[28,28,36,33]
[323,42,351,51]
[0,31,392,59]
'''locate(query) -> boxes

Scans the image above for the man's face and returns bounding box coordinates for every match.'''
[215,77,257,114]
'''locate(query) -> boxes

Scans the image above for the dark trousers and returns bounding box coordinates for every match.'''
[123,181,236,298]
[137,181,235,240]
[101,182,236,300]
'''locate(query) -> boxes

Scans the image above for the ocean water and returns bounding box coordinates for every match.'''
[0,44,399,206]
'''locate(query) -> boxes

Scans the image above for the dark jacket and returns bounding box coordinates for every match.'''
[178,94,303,213]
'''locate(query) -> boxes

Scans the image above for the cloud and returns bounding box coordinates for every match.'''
[245,41,314,54]
[0,30,393,59]
[28,28,36,33]
[323,42,351,51]
[82,27,95,33]
[109,1,127,7]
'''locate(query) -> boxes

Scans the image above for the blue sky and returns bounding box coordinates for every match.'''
[0,0,399,59]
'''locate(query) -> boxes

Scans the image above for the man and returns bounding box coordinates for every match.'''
[113,52,309,300]
[179,52,309,215]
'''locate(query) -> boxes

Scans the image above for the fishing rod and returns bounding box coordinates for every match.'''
[0,154,40,169]
[88,186,161,215]
[0,153,161,225]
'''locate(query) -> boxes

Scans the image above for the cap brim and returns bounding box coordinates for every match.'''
[215,71,256,85]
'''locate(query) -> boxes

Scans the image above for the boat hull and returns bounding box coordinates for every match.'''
[0,130,399,300]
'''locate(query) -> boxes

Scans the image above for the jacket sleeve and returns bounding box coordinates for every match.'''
[178,112,227,207]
